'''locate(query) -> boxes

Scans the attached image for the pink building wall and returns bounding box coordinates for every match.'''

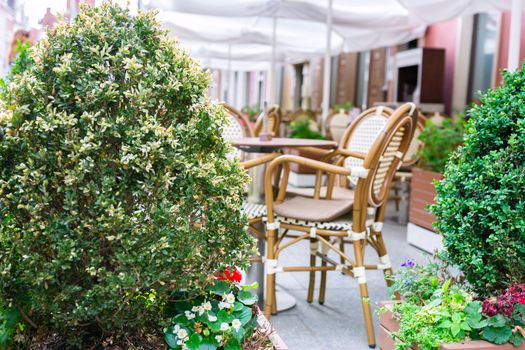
[496,10,525,86]
[424,19,459,115]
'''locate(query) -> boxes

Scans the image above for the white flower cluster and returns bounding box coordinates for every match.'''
[219,292,235,310]
[174,296,243,348]
[172,324,189,350]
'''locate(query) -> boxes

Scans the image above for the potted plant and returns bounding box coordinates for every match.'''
[165,267,287,350]
[242,104,261,124]
[379,259,525,350]
[407,116,464,252]
[380,65,525,350]
[0,3,263,348]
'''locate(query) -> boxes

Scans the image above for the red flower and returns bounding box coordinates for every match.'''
[217,267,242,283]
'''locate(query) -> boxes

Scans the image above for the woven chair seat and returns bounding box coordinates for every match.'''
[274,196,353,222]
[242,202,267,219]
[286,186,354,201]
[275,213,354,231]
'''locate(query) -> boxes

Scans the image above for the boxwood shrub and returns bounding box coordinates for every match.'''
[433,67,525,296]
[0,3,253,347]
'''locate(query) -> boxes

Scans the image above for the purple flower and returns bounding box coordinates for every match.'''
[401,258,416,267]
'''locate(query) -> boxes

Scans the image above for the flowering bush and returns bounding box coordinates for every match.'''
[0,2,252,347]
[165,269,259,350]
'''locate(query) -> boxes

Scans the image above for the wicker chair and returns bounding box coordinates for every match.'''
[390,111,427,215]
[287,106,394,199]
[221,103,253,161]
[261,103,417,348]
[325,109,350,144]
[253,104,281,137]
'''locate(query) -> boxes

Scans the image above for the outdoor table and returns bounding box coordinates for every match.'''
[234,137,337,312]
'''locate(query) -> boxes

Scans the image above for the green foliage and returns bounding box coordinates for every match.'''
[0,2,253,347]
[332,101,353,112]
[388,257,455,304]
[432,67,525,296]
[289,119,325,140]
[0,40,33,100]
[241,105,260,122]
[392,281,473,350]
[164,279,259,350]
[0,303,21,347]
[388,260,525,348]
[416,116,465,173]
[464,302,525,346]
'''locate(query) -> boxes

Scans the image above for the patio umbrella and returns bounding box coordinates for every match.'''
[145,0,521,123]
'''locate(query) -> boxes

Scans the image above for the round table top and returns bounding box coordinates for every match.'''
[233,137,337,152]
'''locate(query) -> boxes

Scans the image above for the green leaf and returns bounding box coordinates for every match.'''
[468,318,488,329]
[224,338,242,350]
[197,337,217,350]
[186,333,204,350]
[174,314,191,326]
[234,306,253,325]
[241,281,259,290]
[512,304,525,324]
[451,323,461,336]
[439,319,452,328]
[237,291,257,306]
[211,281,230,296]
[487,314,507,328]
[233,302,244,312]
[231,326,246,341]
[464,301,482,317]
[217,309,233,323]
[482,326,513,345]
[510,332,524,347]
[164,333,179,349]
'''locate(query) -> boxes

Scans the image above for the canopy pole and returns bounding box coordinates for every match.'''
[508,0,522,70]
[227,44,233,103]
[321,0,333,135]
[267,15,278,104]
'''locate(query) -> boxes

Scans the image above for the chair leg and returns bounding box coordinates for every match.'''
[339,237,345,266]
[354,239,376,348]
[307,239,317,303]
[264,228,278,319]
[375,231,395,288]
[393,186,400,211]
[319,258,327,305]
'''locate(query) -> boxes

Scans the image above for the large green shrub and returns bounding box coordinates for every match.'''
[0,3,252,347]
[417,116,465,173]
[433,67,525,296]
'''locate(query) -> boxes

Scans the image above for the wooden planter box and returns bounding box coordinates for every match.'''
[409,167,443,232]
[379,301,525,350]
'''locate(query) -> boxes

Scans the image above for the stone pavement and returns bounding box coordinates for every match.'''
[268,207,427,350]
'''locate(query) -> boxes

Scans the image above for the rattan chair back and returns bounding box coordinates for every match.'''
[358,103,418,208]
[221,103,253,159]
[400,111,427,167]
[340,107,394,186]
[326,110,349,144]
[253,105,281,137]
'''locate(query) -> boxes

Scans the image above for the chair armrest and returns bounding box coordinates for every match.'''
[264,155,353,210]
[293,146,333,158]
[241,152,281,170]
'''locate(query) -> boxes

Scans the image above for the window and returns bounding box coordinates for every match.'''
[468,13,499,102]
